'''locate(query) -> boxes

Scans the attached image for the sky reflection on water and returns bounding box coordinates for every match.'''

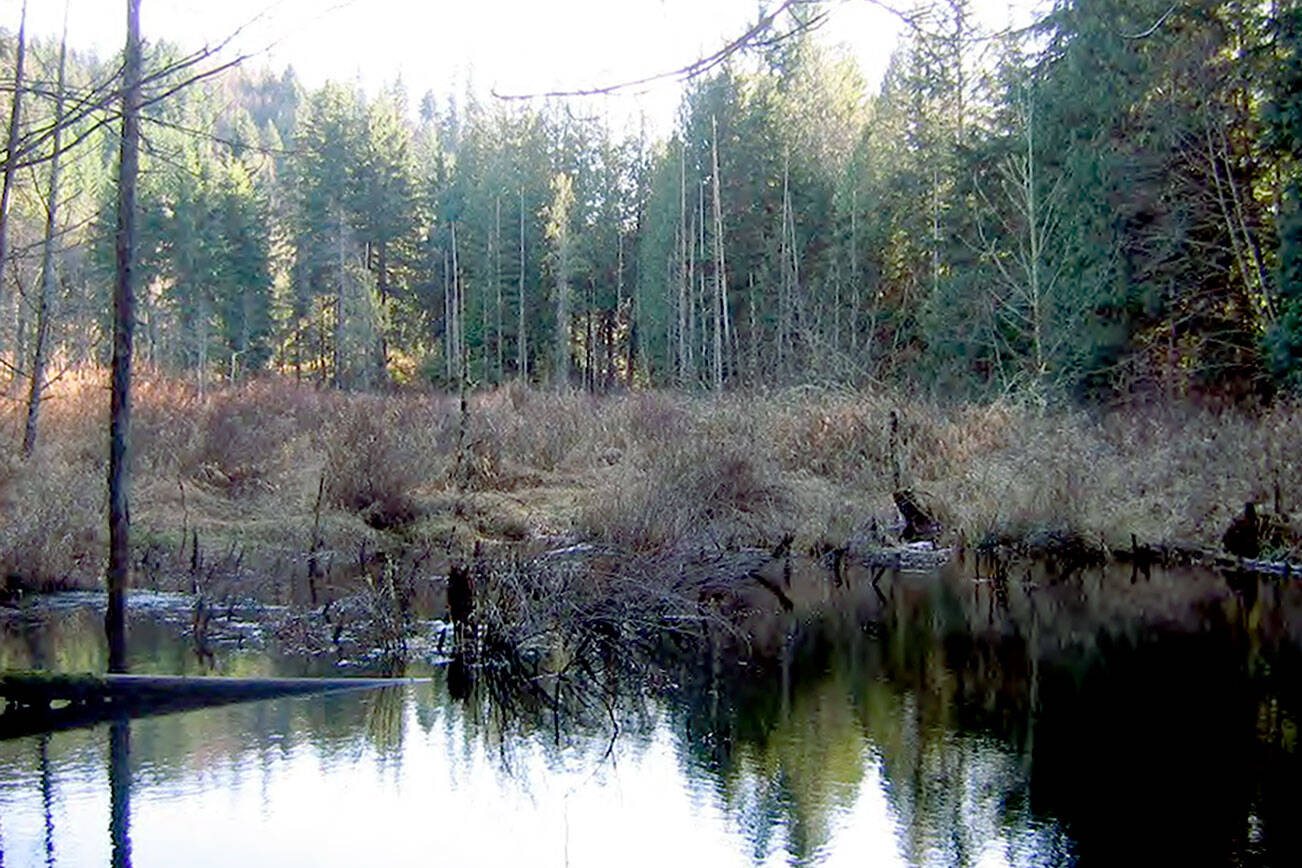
[4,558,1300,865]
[0,684,1062,867]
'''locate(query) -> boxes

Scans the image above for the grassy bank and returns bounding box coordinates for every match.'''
[2,371,1300,596]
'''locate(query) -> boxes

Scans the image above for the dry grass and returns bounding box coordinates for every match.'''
[2,370,1300,594]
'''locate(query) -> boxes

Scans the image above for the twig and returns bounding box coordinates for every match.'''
[1122,3,1179,39]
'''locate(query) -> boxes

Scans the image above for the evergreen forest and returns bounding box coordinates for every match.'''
[3,0,1302,409]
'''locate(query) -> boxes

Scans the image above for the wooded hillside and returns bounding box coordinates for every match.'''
[2,0,1299,404]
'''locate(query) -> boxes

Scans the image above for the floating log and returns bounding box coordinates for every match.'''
[857,543,954,572]
[0,672,426,739]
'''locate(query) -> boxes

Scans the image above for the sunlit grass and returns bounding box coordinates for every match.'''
[2,368,1299,592]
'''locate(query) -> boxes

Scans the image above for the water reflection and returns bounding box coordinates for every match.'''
[108,717,130,868]
[1,560,1301,864]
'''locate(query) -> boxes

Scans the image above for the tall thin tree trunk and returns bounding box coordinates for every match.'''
[850,186,858,353]
[197,294,208,398]
[585,305,594,392]
[677,143,687,386]
[443,247,452,382]
[481,222,490,384]
[494,194,502,382]
[710,116,727,391]
[375,240,389,386]
[779,149,791,379]
[748,272,757,384]
[451,221,462,383]
[554,215,569,390]
[1025,98,1043,379]
[23,3,67,457]
[334,203,346,387]
[108,0,142,675]
[697,180,706,380]
[317,298,327,385]
[518,188,527,381]
[615,230,623,388]
[931,167,941,302]
[0,0,28,372]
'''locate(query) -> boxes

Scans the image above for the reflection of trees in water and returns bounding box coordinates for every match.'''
[5,559,1302,865]
[109,717,131,868]
[40,733,55,866]
[442,556,1302,864]
[436,640,669,789]
[645,560,1302,866]
[363,687,407,758]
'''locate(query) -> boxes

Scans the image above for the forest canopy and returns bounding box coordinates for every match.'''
[1,0,1299,404]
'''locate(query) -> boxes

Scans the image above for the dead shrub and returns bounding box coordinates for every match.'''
[0,454,104,590]
[322,398,443,528]
[188,385,308,494]
[583,440,794,552]
[770,398,888,482]
[621,390,692,445]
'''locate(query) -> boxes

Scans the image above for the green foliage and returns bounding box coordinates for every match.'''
[2,1,1298,403]
[1266,5,1302,389]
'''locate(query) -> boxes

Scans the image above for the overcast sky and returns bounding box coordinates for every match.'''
[2,0,1041,132]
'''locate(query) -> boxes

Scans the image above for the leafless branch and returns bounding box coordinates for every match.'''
[492,0,819,100]
[1123,3,1179,40]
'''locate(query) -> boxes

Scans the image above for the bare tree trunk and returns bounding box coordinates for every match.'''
[196,293,208,398]
[779,148,791,379]
[677,143,687,386]
[22,3,67,457]
[748,272,757,384]
[108,0,142,675]
[1025,102,1043,379]
[375,240,389,387]
[0,0,27,372]
[443,247,451,382]
[481,222,490,385]
[615,230,624,388]
[850,186,858,354]
[494,194,502,382]
[697,180,706,380]
[710,116,727,392]
[451,221,462,384]
[518,188,527,381]
[554,210,570,390]
[585,305,594,392]
[334,203,346,388]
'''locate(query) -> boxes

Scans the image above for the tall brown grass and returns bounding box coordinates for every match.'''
[2,370,1299,593]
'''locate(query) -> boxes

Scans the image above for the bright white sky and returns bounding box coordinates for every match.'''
[2,0,1044,133]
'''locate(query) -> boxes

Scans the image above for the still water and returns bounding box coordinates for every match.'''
[1,558,1300,866]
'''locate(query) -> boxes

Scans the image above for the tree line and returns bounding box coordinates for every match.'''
[2,0,1301,409]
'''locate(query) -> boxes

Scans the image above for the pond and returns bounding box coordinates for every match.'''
[1,557,1300,866]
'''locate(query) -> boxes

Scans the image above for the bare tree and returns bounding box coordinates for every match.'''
[22,1,68,457]
[547,173,574,388]
[107,0,143,674]
[710,115,728,391]
[518,188,527,381]
[974,91,1066,392]
[0,0,27,366]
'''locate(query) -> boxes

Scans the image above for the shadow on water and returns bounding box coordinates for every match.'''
[1,557,1301,865]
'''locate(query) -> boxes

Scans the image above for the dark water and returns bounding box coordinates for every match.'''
[1,559,1299,866]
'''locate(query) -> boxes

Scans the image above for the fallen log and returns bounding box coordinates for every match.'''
[0,671,426,739]
[857,543,955,572]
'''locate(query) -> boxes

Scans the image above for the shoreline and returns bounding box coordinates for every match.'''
[3,374,1300,602]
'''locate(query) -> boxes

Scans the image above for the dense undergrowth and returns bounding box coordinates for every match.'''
[2,370,1300,596]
